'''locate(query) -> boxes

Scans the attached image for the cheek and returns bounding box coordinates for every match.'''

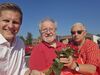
[83,32,86,36]
[13,26,20,34]
[72,35,76,38]
[42,33,47,37]
[15,25,20,30]
[81,32,86,38]
[0,22,5,28]
[41,34,46,39]
[0,26,2,30]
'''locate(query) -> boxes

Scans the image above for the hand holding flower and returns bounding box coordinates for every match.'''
[45,46,79,75]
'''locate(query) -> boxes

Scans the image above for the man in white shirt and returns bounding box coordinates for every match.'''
[0,2,31,75]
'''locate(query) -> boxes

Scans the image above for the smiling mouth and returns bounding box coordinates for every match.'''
[45,33,53,37]
[4,30,16,35]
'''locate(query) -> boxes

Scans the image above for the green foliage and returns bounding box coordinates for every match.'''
[25,32,33,45]
[20,35,25,42]
[56,47,75,58]
[19,32,33,45]
[45,47,75,75]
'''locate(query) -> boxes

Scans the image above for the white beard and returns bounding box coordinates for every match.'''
[43,35,56,43]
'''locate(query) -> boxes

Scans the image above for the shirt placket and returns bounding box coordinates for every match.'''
[6,44,12,75]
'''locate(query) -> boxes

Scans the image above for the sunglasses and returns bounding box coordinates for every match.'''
[71,30,84,35]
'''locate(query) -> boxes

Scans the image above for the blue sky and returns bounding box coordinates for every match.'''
[0,0,100,38]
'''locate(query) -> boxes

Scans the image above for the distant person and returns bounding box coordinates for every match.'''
[29,18,66,75]
[0,2,33,75]
[60,22,100,75]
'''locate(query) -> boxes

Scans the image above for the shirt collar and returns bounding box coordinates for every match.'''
[42,40,61,48]
[0,34,16,47]
[0,34,8,44]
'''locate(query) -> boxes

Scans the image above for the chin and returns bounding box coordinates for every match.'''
[44,39,54,43]
[75,40,82,43]
[5,35,15,41]
[45,40,53,43]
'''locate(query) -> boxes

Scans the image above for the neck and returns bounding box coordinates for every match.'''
[80,38,85,46]
[50,42,57,48]
[7,38,15,46]
[74,38,85,46]
[77,39,85,51]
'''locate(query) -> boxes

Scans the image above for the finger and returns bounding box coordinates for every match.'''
[31,70,41,75]
[60,58,69,61]
[40,72,45,75]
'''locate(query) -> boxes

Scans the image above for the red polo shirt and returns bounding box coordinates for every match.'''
[79,39,100,75]
[29,41,66,71]
[79,39,100,66]
[68,39,100,75]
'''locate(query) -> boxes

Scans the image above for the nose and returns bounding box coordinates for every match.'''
[73,32,79,36]
[8,22,14,28]
[75,32,78,35]
[47,29,51,33]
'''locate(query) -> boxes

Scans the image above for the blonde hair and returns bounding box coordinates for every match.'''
[0,2,23,24]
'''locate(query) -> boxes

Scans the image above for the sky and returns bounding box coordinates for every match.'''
[0,0,100,38]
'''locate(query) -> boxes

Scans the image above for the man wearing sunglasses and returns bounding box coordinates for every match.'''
[60,22,100,75]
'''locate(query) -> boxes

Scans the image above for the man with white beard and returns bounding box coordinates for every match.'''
[29,18,66,75]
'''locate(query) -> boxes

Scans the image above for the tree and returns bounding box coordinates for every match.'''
[20,35,25,43]
[25,32,33,45]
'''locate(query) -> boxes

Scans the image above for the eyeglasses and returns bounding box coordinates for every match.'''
[41,28,55,33]
[71,30,84,35]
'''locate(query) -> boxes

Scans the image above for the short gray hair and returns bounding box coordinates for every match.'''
[71,22,86,31]
[39,17,57,30]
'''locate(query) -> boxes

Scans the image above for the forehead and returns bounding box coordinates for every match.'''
[0,10,21,20]
[71,24,85,31]
[0,10,21,16]
[41,21,55,28]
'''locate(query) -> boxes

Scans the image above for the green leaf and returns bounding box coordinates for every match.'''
[45,46,76,75]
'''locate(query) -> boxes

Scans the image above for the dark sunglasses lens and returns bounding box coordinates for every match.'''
[71,30,83,35]
[71,31,75,34]
[77,31,82,34]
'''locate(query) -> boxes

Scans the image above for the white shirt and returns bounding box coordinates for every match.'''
[0,34,28,75]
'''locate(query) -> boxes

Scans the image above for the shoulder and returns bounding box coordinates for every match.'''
[16,36,24,43]
[15,36,25,48]
[34,42,44,48]
[84,39,99,51]
[31,42,44,52]
[85,39,98,47]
